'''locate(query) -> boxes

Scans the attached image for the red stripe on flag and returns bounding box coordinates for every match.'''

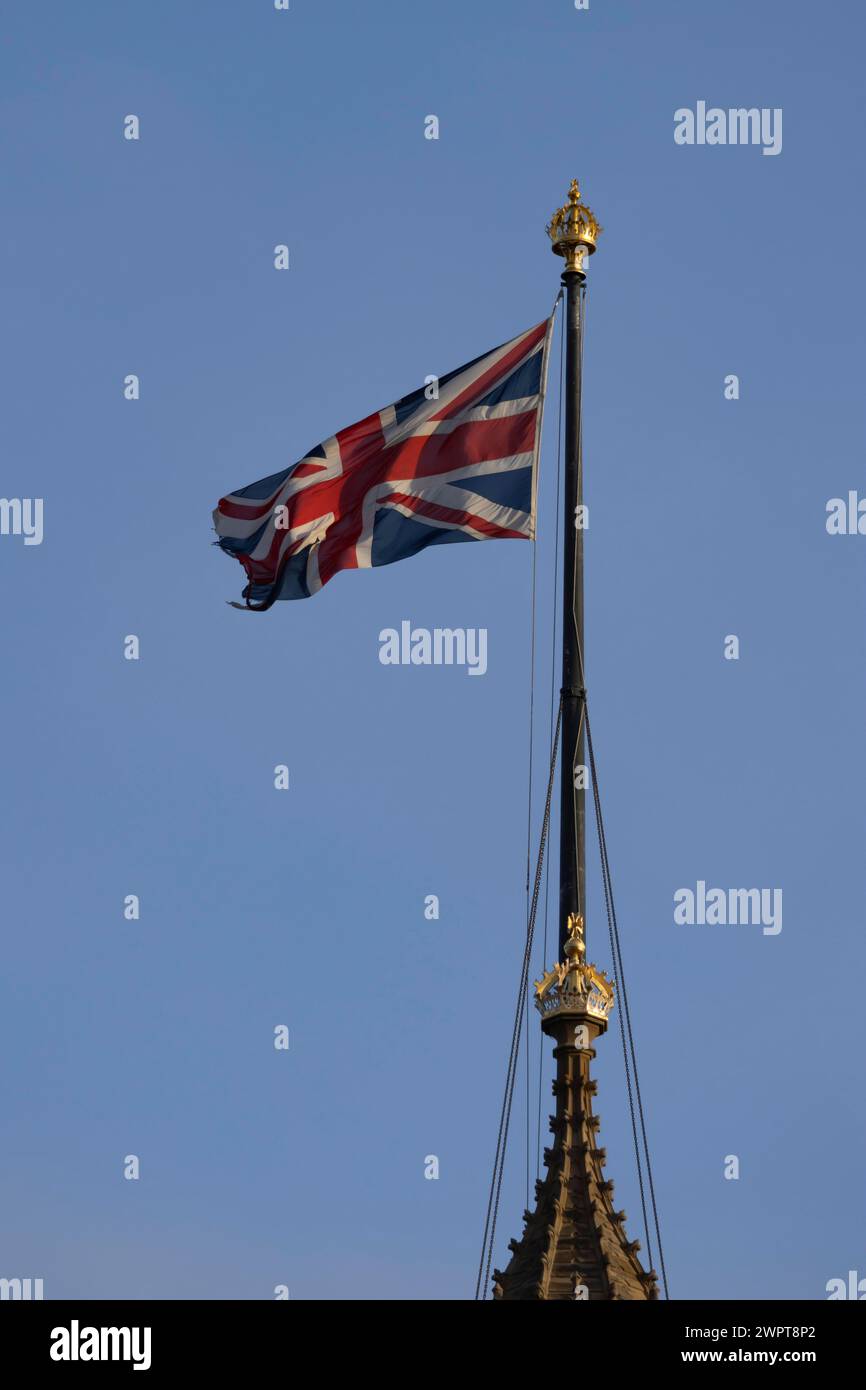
[384,411,537,482]
[380,490,527,540]
[429,320,548,422]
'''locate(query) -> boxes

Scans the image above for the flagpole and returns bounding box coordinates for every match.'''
[560,267,585,955]
[547,180,601,955]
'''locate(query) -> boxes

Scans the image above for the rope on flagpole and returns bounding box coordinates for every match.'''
[475,697,563,1300]
[584,704,670,1299]
[537,290,565,1180]
[524,289,564,1210]
[476,293,571,1299]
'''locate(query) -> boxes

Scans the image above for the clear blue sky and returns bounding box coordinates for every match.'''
[2,0,864,1300]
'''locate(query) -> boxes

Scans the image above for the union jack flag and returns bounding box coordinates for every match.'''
[213,317,553,607]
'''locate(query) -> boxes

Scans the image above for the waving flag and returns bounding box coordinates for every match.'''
[213,317,553,607]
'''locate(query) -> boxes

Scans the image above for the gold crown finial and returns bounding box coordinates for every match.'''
[547,179,602,277]
[533,912,615,1024]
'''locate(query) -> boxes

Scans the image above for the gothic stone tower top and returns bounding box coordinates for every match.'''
[493,915,658,1301]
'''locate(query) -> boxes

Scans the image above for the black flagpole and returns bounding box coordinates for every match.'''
[559,267,585,956]
[547,180,600,956]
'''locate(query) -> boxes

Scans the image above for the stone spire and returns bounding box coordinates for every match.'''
[493,914,658,1301]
